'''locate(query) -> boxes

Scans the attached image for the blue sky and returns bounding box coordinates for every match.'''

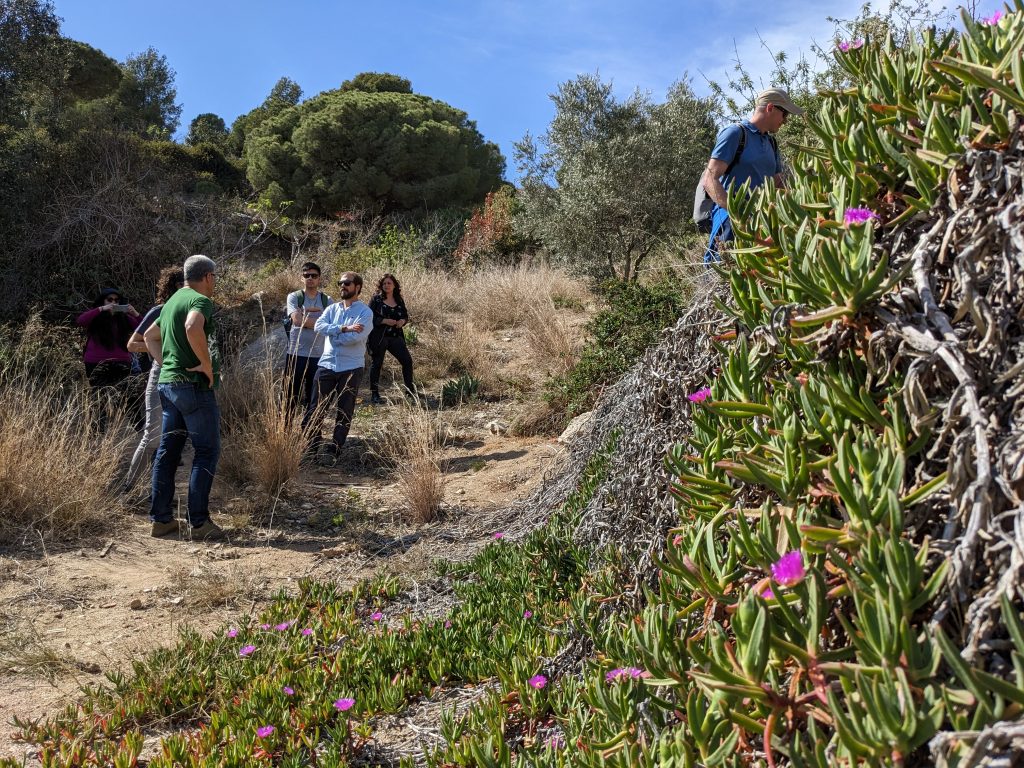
[57,1,915,179]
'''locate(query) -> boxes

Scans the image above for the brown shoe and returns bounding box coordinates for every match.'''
[190,520,225,541]
[151,520,180,538]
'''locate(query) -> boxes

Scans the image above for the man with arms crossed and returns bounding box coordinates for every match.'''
[702,87,803,262]
[144,255,224,541]
[302,271,373,465]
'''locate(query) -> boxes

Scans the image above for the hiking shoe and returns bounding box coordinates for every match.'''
[190,520,225,541]
[369,395,384,406]
[151,519,180,538]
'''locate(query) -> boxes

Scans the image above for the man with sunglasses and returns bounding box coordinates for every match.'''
[701,88,803,262]
[302,272,373,464]
[284,262,333,416]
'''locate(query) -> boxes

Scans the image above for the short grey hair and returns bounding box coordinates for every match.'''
[183,255,216,282]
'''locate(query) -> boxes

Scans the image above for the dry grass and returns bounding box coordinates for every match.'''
[463,264,592,331]
[365,401,449,523]
[524,301,582,376]
[218,355,305,497]
[164,563,267,610]
[0,374,128,546]
[0,612,75,681]
[510,394,569,437]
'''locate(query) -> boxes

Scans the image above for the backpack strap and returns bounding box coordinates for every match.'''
[723,124,747,178]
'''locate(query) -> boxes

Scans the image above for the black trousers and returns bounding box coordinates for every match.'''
[85,360,140,431]
[369,336,414,397]
[302,366,363,450]
[283,354,319,418]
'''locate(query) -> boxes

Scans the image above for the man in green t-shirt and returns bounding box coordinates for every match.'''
[143,255,224,541]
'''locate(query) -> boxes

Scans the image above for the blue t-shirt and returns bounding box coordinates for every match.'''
[711,120,780,194]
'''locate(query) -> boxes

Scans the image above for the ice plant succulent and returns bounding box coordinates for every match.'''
[256,726,274,738]
[838,38,864,52]
[983,10,1003,24]
[282,686,294,696]
[771,550,806,587]
[239,645,256,657]
[370,611,383,622]
[528,674,547,689]
[334,698,355,712]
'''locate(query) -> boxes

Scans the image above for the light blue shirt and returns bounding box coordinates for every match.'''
[711,120,780,193]
[313,300,374,372]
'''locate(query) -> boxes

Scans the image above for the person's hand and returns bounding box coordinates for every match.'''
[187,361,214,386]
[102,303,115,312]
[126,304,139,317]
[383,319,396,326]
[305,307,322,314]
[349,323,364,333]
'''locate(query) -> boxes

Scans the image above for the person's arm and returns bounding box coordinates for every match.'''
[76,306,104,326]
[395,303,409,328]
[143,322,163,366]
[702,158,731,209]
[184,310,213,386]
[127,333,147,354]
[325,305,372,344]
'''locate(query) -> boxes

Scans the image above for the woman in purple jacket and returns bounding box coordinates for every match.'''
[76,288,141,430]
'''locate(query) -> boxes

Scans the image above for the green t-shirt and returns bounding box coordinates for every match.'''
[156,287,220,388]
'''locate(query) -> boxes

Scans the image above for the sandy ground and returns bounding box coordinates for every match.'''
[0,399,566,764]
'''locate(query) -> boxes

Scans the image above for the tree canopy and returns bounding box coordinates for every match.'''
[515,74,718,281]
[245,73,505,214]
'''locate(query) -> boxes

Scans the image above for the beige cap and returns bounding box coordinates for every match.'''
[755,87,804,116]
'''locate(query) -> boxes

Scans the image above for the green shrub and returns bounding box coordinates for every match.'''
[441,373,480,407]
[548,277,686,417]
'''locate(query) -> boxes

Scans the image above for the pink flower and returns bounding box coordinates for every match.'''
[606,667,649,683]
[528,674,547,689]
[548,734,565,749]
[275,622,291,631]
[282,685,294,696]
[239,645,256,657]
[257,725,275,738]
[371,611,383,622]
[444,620,452,628]
[605,667,624,682]
[334,698,355,711]
[837,38,864,52]
[687,387,712,403]
[983,10,1003,24]
[301,628,313,636]
[761,587,775,599]
[843,207,878,226]
[523,610,533,619]
[672,534,683,546]
[226,628,238,638]
[493,532,505,540]
[771,550,806,587]
[259,623,271,630]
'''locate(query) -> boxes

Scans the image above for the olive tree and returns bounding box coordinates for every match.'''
[514,74,718,281]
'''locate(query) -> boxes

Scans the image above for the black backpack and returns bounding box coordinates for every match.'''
[282,291,328,338]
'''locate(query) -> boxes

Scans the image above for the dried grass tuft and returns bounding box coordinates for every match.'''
[0,374,127,546]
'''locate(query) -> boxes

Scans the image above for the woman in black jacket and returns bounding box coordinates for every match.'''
[368,273,414,404]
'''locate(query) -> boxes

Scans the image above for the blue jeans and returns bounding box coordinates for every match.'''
[705,205,733,264]
[150,383,221,527]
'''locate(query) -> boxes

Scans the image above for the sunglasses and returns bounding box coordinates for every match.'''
[302,273,320,279]
[338,279,355,286]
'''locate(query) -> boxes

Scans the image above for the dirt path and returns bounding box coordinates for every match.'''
[0,404,565,764]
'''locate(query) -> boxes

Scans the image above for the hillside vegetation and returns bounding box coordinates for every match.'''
[5,6,1024,768]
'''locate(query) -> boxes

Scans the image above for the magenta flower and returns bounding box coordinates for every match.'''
[493,532,505,540]
[226,628,238,638]
[687,387,712,403]
[259,623,271,630]
[983,10,1003,24]
[843,207,878,226]
[528,674,547,689]
[275,622,291,631]
[771,550,806,587]
[762,587,775,599]
[257,725,275,738]
[282,685,294,696]
[523,610,533,619]
[334,697,355,711]
[606,667,648,683]
[548,734,565,749]
[837,38,864,52]
[301,628,313,636]
[444,620,452,628]
[239,645,256,657]
[605,667,624,682]
[371,611,383,622]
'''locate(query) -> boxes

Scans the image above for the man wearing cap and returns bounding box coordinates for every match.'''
[701,87,803,262]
